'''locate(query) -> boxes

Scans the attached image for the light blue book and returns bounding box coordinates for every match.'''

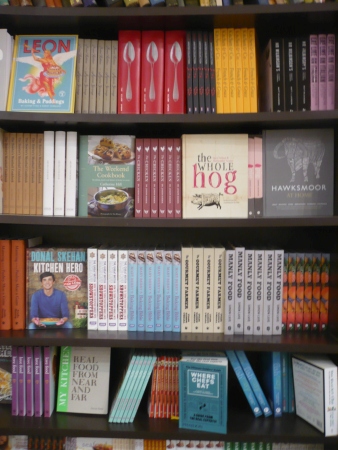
[123,352,149,423]
[172,248,181,332]
[235,350,273,417]
[137,249,146,331]
[260,352,282,417]
[145,249,155,331]
[155,249,164,332]
[226,350,262,417]
[163,250,173,331]
[128,250,138,331]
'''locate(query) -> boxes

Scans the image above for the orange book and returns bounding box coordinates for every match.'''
[11,239,27,330]
[16,133,24,215]
[303,253,313,331]
[54,0,63,5]
[282,252,288,331]
[2,132,10,214]
[155,355,165,418]
[29,133,37,215]
[162,356,169,418]
[36,133,44,215]
[311,253,321,331]
[0,239,11,330]
[295,253,305,331]
[248,28,258,113]
[241,28,250,113]
[45,0,56,5]
[319,253,330,332]
[23,133,31,216]
[287,253,296,331]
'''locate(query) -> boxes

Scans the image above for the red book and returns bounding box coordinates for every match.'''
[141,31,164,114]
[173,138,182,218]
[164,30,186,114]
[135,138,143,218]
[143,138,151,218]
[158,139,167,218]
[150,138,159,217]
[11,239,27,330]
[0,239,11,330]
[166,138,174,218]
[118,30,141,114]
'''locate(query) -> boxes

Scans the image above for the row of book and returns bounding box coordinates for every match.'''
[261,34,336,113]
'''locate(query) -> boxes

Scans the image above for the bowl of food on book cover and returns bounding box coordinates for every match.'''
[94,188,130,212]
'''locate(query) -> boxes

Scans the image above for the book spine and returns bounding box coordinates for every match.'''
[2,133,10,214]
[295,253,305,331]
[29,133,37,215]
[287,253,296,332]
[242,28,250,113]
[272,250,284,335]
[326,34,335,110]
[18,346,26,416]
[214,28,223,113]
[74,38,84,114]
[192,246,203,333]
[253,249,264,335]
[96,39,105,114]
[107,247,118,331]
[44,346,56,417]
[208,31,216,114]
[103,40,112,114]
[181,245,192,332]
[150,138,159,217]
[202,246,214,333]
[253,136,263,217]
[311,253,321,331]
[56,346,71,412]
[172,249,181,332]
[65,131,78,217]
[197,31,205,114]
[163,250,173,331]
[234,28,243,113]
[16,133,23,215]
[281,352,288,413]
[11,239,26,330]
[228,28,236,113]
[244,249,254,335]
[145,249,155,331]
[296,36,310,111]
[191,31,199,114]
[43,131,55,216]
[214,245,225,333]
[303,252,313,332]
[234,246,244,334]
[155,249,164,332]
[164,30,186,114]
[87,246,98,330]
[248,137,255,218]
[9,133,17,215]
[271,352,282,417]
[36,134,44,215]
[143,138,151,218]
[272,37,285,112]
[33,346,43,417]
[203,31,211,114]
[26,346,34,417]
[11,346,18,416]
[166,138,174,218]
[22,133,30,215]
[310,34,319,111]
[135,138,143,218]
[319,252,330,332]
[318,34,327,111]
[89,39,98,114]
[282,252,288,331]
[81,38,91,114]
[117,249,128,330]
[97,247,108,331]
[137,249,146,331]
[110,40,118,114]
[224,249,235,335]
[0,239,11,330]
[186,31,193,114]
[263,249,274,335]
[284,37,297,112]
[158,139,167,218]
[128,250,138,331]
[53,130,66,216]
[173,138,182,218]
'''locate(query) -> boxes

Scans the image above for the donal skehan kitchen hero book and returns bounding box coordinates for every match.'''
[7,35,78,113]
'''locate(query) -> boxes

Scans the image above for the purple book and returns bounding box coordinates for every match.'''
[18,346,26,416]
[44,346,57,417]
[11,346,18,416]
[34,346,43,417]
[26,346,34,417]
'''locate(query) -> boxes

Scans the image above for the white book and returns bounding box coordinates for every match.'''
[263,249,274,335]
[181,244,193,333]
[202,245,214,333]
[81,38,91,114]
[137,249,146,331]
[292,354,338,436]
[128,249,138,331]
[118,248,128,331]
[154,248,164,332]
[244,249,254,335]
[74,38,84,114]
[107,247,118,331]
[172,248,181,332]
[53,130,66,216]
[272,249,284,335]
[192,246,203,333]
[0,29,13,111]
[214,244,225,333]
[224,246,236,335]
[89,39,98,114]
[110,40,118,114]
[103,40,112,115]
[253,249,264,335]
[145,249,155,332]
[97,245,108,331]
[43,131,55,216]
[65,131,78,217]
[87,245,99,330]
[234,246,245,334]
[163,249,173,332]
[96,39,105,114]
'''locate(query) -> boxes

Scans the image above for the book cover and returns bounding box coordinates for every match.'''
[272,249,284,335]
[292,353,337,436]
[158,139,167,218]
[44,346,58,417]
[186,31,193,114]
[7,35,78,113]
[310,34,319,111]
[107,247,118,331]
[253,249,264,335]
[243,248,254,335]
[25,346,34,416]
[166,138,174,218]
[326,34,335,110]
[214,245,225,333]
[26,247,88,329]
[11,346,18,416]
[263,128,334,217]
[284,37,297,112]
[0,30,13,111]
[128,249,138,331]
[33,346,43,417]
[260,352,282,417]
[66,438,114,450]
[56,346,111,414]
[318,34,327,111]
[137,249,146,331]
[179,354,228,433]
[135,138,143,218]
[145,249,155,332]
[53,130,66,216]
[182,134,248,219]
[224,246,235,335]
[0,345,11,404]
[296,35,310,112]
[172,248,181,332]
[0,239,11,331]
[181,244,193,333]
[262,249,274,335]
[174,138,182,218]
[151,138,159,217]
[143,138,151,218]
[18,346,26,416]
[118,248,128,331]
[192,246,203,333]
[78,135,135,217]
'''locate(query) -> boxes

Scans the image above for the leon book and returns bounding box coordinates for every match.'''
[182,134,248,219]
[0,345,12,404]
[7,35,78,113]
[26,247,88,329]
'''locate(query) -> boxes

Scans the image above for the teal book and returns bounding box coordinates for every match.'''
[281,352,289,413]
[259,352,282,417]
[179,354,228,434]
[78,135,135,218]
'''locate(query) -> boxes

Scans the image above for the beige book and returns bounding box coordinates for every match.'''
[36,133,44,215]
[89,39,98,114]
[241,28,250,113]
[103,40,112,114]
[29,133,37,215]
[202,245,215,333]
[82,38,91,114]
[235,28,243,113]
[228,28,236,113]
[9,133,17,215]
[74,38,84,114]
[16,133,23,215]
[110,40,118,114]
[96,40,105,114]
[22,133,31,215]
[2,131,10,214]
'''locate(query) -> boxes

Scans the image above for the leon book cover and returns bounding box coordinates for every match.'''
[0,345,12,404]
[164,30,186,114]
[56,346,111,414]
[26,247,88,329]
[7,35,78,113]
[182,134,248,219]
[78,135,135,217]
[263,128,334,217]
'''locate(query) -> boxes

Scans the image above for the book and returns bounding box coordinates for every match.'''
[197,31,205,114]
[186,31,193,114]
[145,249,155,332]
[135,138,143,218]
[310,34,319,111]
[216,27,226,113]
[179,354,228,433]
[42,130,55,216]
[36,133,44,215]
[56,346,111,414]
[287,252,296,332]
[326,34,335,111]
[22,133,30,215]
[150,138,159,217]
[25,346,34,416]
[262,249,274,335]
[318,34,327,111]
[295,253,305,331]
[182,134,248,219]
[166,138,174,218]
[26,247,88,329]
[192,246,203,333]
[319,252,330,332]
[118,248,128,331]
[0,239,11,331]
[43,346,58,417]
[292,354,337,436]
[248,137,255,217]
[202,245,214,333]
[137,249,146,331]
[65,131,78,217]
[18,346,26,416]
[224,245,235,335]
[259,352,282,417]
[128,249,138,331]
[263,128,334,217]
[15,133,23,215]
[78,135,135,217]
[203,31,211,114]
[0,346,11,404]
[110,40,118,114]
[88,39,98,114]
[164,30,186,114]
[11,346,18,416]
[74,37,84,114]
[234,245,245,334]
[272,249,284,335]
[243,248,254,335]
[228,28,236,113]
[107,247,118,331]
[143,138,151,218]
[0,30,13,111]
[163,249,173,331]
[96,39,104,114]
[284,37,297,112]
[214,244,225,333]
[311,252,321,331]
[7,35,78,113]
[208,31,216,114]
[191,31,199,114]
[97,245,108,331]
[81,38,91,113]
[9,133,17,215]
[242,28,250,113]
[33,346,43,417]
[181,244,193,333]
[234,28,243,113]
[296,36,310,112]
[154,248,164,332]
[53,130,66,216]
[173,138,182,218]
[87,245,98,330]
[158,139,167,218]
[253,249,264,335]
[172,248,181,332]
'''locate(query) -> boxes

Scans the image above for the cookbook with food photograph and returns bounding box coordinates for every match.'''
[78,135,135,217]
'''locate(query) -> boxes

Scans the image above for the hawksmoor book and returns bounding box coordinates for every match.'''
[57,346,111,414]
[7,35,78,113]
[182,134,248,219]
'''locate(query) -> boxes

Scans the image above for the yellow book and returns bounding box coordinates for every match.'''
[220,28,230,114]
[235,28,243,113]
[15,132,24,215]
[248,27,258,113]
[22,133,31,215]
[228,28,236,113]
[9,133,17,215]
[214,28,223,113]
[241,28,250,113]
[29,133,37,215]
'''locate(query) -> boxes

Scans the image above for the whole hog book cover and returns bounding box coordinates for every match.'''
[7,35,78,113]
[263,128,334,217]
[78,135,135,217]
[182,134,248,219]
[26,248,88,329]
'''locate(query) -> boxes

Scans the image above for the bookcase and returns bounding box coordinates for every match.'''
[0,4,338,449]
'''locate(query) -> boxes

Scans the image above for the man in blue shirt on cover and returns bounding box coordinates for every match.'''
[29,271,72,329]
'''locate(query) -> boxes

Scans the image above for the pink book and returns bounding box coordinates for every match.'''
[254,136,263,217]
[143,138,151,218]
[18,346,26,416]
[164,30,186,114]
[134,138,143,218]
[158,138,167,218]
[44,346,57,417]
[173,138,182,218]
[326,34,335,110]
[151,138,159,217]
[248,136,255,218]
[141,31,164,114]
[310,34,319,111]
[26,346,34,417]
[11,346,18,416]
[118,30,141,114]
[34,346,43,417]
[166,138,174,218]
[318,34,327,111]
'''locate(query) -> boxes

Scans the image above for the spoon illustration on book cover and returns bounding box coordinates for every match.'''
[123,41,135,102]
[146,41,158,102]
[170,41,182,102]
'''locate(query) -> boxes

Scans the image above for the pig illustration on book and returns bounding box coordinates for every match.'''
[191,193,223,210]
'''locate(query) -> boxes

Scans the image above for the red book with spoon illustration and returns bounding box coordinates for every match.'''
[164,30,186,114]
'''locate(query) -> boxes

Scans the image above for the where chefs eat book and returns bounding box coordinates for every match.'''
[7,35,78,113]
